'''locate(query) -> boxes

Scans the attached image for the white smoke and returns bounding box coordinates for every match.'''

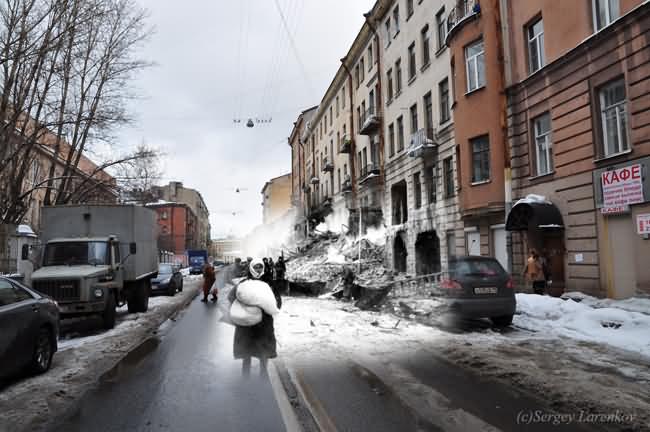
[363,225,387,246]
[315,202,350,234]
[243,210,298,259]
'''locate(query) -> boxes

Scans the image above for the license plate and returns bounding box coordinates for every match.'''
[474,287,497,294]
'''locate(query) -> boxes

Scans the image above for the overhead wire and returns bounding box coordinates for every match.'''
[260,0,291,117]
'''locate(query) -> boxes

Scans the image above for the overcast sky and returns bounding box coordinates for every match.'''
[116,0,375,239]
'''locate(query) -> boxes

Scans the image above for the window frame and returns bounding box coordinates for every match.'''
[407,0,414,19]
[389,123,396,157]
[436,7,446,51]
[592,0,620,31]
[413,172,422,209]
[387,68,394,101]
[408,42,417,80]
[598,77,629,158]
[439,77,450,124]
[470,135,491,183]
[532,112,553,176]
[410,104,418,134]
[393,6,400,36]
[527,17,545,74]
[397,116,405,151]
[443,156,455,198]
[421,25,431,67]
[465,38,485,93]
[395,59,403,94]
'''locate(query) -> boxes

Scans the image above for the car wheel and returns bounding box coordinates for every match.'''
[491,315,513,327]
[31,327,54,374]
[178,279,183,292]
[168,282,176,296]
[102,292,117,329]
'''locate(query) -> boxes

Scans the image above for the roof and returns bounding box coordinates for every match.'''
[261,173,291,193]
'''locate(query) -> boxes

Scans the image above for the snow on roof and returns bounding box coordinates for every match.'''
[514,194,551,206]
[145,199,177,206]
[17,224,36,237]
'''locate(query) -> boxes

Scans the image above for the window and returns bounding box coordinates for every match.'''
[471,135,490,183]
[527,18,545,73]
[385,18,392,47]
[436,7,446,51]
[393,6,400,35]
[421,25,430,67]
[387,69,394,101]
[410,104,418,134]
[0,280,32,306]
[408,42,416,80]
[407,0,414,18]
[593,0,619,31]
[329,107,333,125]
[357,152,362,176]
[367,45,373,70]
[369,89,375,114]
[360,57,365,83]
[427,166,437,204]
[447,231,456,260]
[533,112,553,175]
[357,106,362,129]
[161,211,168,220]
[397,116,405,151]
[444,156,454,197]
[413,172,422,208]
[324,115,327,133]
[336,96,339,116]
[424,92,433,135]
[342,86,346,108]
[337,169,341,192]
[465,39,485,92]
[361,100,366,123]
[355,65,360,88]
[395,59,403,94]
[439,78,450,124]
[389,123,395,156]
[599,78,629,156]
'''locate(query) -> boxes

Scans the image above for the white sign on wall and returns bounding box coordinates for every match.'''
[601,164,644,207]
[637,214,650,235]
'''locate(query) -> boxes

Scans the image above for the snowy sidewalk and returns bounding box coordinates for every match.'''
[0,280,199,432]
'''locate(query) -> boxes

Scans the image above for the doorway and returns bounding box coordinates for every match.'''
[415,231,441,275]
[393,233,407,273]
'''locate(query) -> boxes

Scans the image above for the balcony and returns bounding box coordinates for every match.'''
[445,0,481,45]
[359,106,381,135]
[321,158,334,173]
[339,134,352,153]
[359,162,381,184]
[408,128,438,158]
[341,175,352,193]
[310,176,320,185]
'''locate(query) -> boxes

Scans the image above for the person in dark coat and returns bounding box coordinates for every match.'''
[229,259,277,377]
[201,263,216,302]
[273,256,287,307]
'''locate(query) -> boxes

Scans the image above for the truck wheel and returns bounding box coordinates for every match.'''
[102,292,117,329]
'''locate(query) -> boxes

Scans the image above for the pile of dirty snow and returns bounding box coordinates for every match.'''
[514,293,650,358]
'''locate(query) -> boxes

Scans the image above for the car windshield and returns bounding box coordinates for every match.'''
[450,259,506,277]
[158,264,173,275]
[43,241,109,266]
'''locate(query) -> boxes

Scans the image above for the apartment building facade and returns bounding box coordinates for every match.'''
[501,0,650,298]
[379,0,462,275]
[288,106,317,238]
[151,182,211,250]
[261,173,292,225]
[147,202,198,255]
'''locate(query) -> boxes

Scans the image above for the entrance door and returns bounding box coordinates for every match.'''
[543,234,566,297]
[607,216,637,299]
[466,230,481,256]
[491,226,508,271]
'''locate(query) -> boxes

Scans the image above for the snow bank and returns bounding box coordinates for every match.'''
[515,294,650,358]
[563,291,650,315]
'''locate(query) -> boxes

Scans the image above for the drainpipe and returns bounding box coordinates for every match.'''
[496,0,513,274]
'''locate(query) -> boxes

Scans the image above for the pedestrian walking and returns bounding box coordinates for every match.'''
[274,256,287,293]
[201,262,217,302]
[229,259,278,377]
[523,249,546,295]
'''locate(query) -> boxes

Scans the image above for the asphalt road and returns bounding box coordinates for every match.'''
[51,296,286,432]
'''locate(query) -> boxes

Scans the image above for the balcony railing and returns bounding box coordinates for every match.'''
[339,134,352,153]
[342,175,352,193]
[359,106,381,135]
[359,162,381,184]
[310,176,320,185]
[408,128,438,158]
[445,0,481,44]
[321,158,334,173]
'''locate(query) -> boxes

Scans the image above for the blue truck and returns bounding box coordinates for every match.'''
[187,249,208,275]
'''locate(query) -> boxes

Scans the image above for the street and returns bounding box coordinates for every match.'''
[51,297,286,432]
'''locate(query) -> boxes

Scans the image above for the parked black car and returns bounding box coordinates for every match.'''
[151,263,184,296]
[440,256,516,326]
[0,276,59,379]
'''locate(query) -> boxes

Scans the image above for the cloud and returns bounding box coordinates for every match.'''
[115,0,374,238]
